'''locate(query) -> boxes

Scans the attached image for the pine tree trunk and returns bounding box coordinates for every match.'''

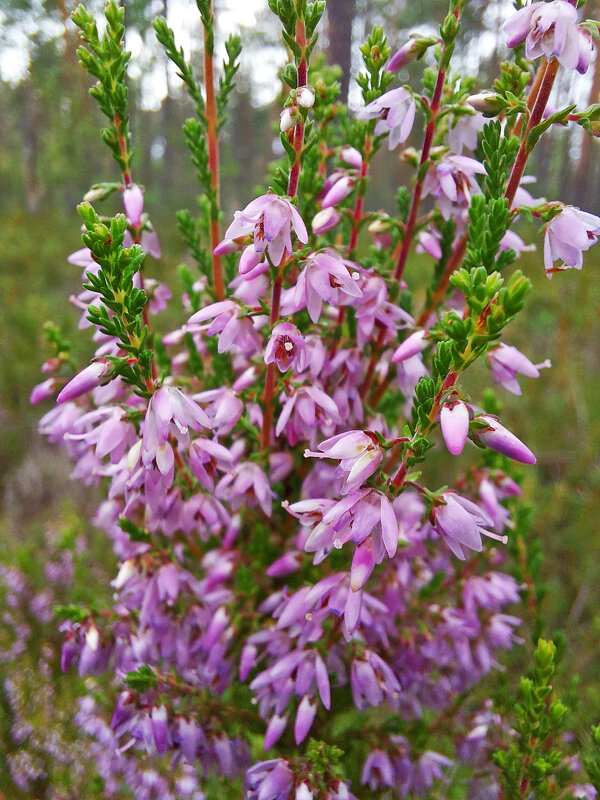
[327,0,356,101]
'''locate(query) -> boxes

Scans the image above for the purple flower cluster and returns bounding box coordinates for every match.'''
[28,0,600,796]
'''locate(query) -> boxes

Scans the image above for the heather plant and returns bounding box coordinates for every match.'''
[27,0,600,797]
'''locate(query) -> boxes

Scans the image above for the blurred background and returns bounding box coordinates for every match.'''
[0,0,599,795]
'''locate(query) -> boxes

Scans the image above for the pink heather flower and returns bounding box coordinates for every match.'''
[488,343,550,395]
[350,650,401,710]
[187,300,263,354]
[188,438,233,491]
[294,251,362,323]
[447,110,486,153]
[238,244,265,275]
[193,387,243,435]
[433,492,507,560]
[355,87,416,149]
[473,415,536,464]
[391,329,428,363]
[311,207,341,235]
[217,461,273,516]
[423,154,486,219]
[504,0,594,74]
[305,487,401,562]
[440,401,470,456]
[245,759,293,800]
[304,430,384,494]
[321,175,355,208]
[294,695,317,744]
[340,146,363,169]
[543,206,600,275]
[230,262,270,306]
[30,377,60,404]
[386,39,421,71]
[275,384,342,445]
[264,322,307,373]
[56,361,110,404]
[123,183,144,227]
[500,228,536,258]
[354,272,413,348]
[222,193,308,266]
[142,385,211,475]
[417,229,443,259]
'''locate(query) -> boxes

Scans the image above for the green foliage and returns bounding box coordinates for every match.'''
[153,17,205,115]
[72,2,133,179]
[218,35,242,129]
[125,664,158,692]
[355,26,394,104]
[494,639,574,800]
[77,202,153,391]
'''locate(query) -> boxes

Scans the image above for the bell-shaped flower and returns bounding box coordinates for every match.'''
[264,322,307,374]
[433,492,507,560]
[387,39,421,71]
[311,207,341,235]
[294,251,363,322]
[142,385,211,476]
[472,415,536,464]
[543,206,600,275]
[188,437,233,490]
[57,360,111,404]
[423,154,486,219]
[244,759,293,800]
[488,343,550,395]
[392,330,428,363]
[222,193,308,266]
[305,487,401,561]
[355,87,416,149]
[304,430,384,493]
[340,146,363,169]
[276,384,342,446]
[321,175,355,208]
[440,401,470,456]
[504,0,593,74]
[187,300,263,355]
[123,184,144,227]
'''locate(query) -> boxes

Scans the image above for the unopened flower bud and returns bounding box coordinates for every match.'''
[387,39,421,71]
[30,378,60,404]
[83,185,106,202]
[311,207,341,235]
[340,146,362,169]
[57,360,110,404]
[321,175,354,209]
[440,401,470,456]
[123,184,144,227]
[280,106,301,132]
[466,91,504,117]
[474,415,536,464]
[296,86,315,108]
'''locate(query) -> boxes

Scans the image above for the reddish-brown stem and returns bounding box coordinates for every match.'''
[330,135,372,358]
[260,15,309,450]
[394,65,446,283]
[505,58,560,207]
[360,61,448,401]
[287,18,307,199]
[388,371,458,489]
[203,10,225,301]
[511,60,547,139]
[114,113,131,186]
[261,271,284,451]
[416,232,468,328]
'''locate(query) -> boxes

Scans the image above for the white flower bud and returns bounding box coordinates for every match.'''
[296,86,315,108]
[280,106,301,132]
